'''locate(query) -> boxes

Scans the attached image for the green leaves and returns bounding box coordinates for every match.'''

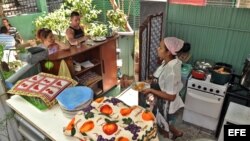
[34,9,69,35]
[34,0,102,35]
[44,61,54,70]
[107,9,127,31]
[0,43,5,61]
[86,23,108,37]
[85,112,94,119]
[122,117,133,125]
[63,0,101,23]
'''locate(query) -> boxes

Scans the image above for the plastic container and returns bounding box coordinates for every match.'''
[181,63,192,78]
[56,86,93,110]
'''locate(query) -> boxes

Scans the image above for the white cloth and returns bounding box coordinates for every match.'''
[156,109,169,131]
[153,59,184,114]
[164,37,184,55]
[0,34,15,49]
[0,34,16,62]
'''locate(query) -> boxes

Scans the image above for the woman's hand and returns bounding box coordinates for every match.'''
[141,88,152,95]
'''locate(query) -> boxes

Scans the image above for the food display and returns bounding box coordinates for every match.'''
[214,67,230,74]
[132,82,150,91]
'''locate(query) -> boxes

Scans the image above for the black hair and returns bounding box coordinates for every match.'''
[2,18,12,27]
[177,42,191,53]
[70,11,80,18]
[0,26,8,33]
[36,28,52,41]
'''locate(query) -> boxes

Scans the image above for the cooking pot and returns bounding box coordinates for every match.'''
[192,69,206,80]
[194,59,214,73]
[210,63,232,85]
[240,57,250,90]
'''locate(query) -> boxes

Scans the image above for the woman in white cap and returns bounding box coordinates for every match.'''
[141,37,187,139]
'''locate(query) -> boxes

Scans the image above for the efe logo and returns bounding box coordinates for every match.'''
[228,129,246,136]
[224,125,249,141]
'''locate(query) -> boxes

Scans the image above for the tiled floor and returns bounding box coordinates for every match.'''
[106,86,218,141]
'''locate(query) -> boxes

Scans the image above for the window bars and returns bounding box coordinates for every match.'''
[46,0,64,12]
[2,0,38,16]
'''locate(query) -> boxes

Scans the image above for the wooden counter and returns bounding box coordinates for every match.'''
[41,36,118,96]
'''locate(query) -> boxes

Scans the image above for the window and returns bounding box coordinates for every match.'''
[2,0,38,16]
[46,0,64,12]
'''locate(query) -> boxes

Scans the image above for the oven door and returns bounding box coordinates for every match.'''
[185,88,224,119]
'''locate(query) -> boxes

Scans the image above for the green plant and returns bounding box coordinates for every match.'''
[17,47,27,54]
[34,0,101,38]
[107,9,127,31]
[86,23,107,37]
[34,9,69,36]
[63,0,101,23]
[0,43,5,60]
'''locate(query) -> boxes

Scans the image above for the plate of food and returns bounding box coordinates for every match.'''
[92,36,106,42]
[131,82,150,91]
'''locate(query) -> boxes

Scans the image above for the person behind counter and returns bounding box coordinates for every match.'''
[36,28,69,55]
[66,11,88,46]
[141,37,187,139]
[1,18,23,45]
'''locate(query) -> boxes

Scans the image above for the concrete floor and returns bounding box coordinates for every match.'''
[158,109,217,141]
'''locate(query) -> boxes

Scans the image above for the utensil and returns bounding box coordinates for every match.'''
[210,63,232,85]
[194,59,214,72]
[191,69,206,80]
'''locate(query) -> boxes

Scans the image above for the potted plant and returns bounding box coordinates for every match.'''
[86,22,108,39]
[107,0,134,36]
[107,9,127,32]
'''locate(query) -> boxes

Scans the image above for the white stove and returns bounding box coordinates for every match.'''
[183,75,228,131]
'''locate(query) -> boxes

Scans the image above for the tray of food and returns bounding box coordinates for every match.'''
[131,82,150,91]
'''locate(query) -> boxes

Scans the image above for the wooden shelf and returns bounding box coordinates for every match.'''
[76,71,102,86]
[92,87,103,96]
[74,59,101,76]
[87,77,103,87]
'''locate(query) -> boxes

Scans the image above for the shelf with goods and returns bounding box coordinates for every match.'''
[43,36,118,96]
[73,59,101,76]
[74,66,103,96]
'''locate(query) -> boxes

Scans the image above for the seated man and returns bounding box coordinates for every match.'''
[0,26,16,63]
[66,11,88,46]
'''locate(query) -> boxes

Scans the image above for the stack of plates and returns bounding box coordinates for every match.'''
[56,86,94,118]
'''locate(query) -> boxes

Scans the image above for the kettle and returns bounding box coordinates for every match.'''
[240,56,250,90]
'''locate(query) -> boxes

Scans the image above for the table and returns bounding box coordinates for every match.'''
[6,88,139,141]
[6,95,78,141]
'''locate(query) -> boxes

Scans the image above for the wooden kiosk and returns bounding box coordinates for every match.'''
[41,36,118,96]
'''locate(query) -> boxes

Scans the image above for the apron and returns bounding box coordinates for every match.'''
[150,64,170,132]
